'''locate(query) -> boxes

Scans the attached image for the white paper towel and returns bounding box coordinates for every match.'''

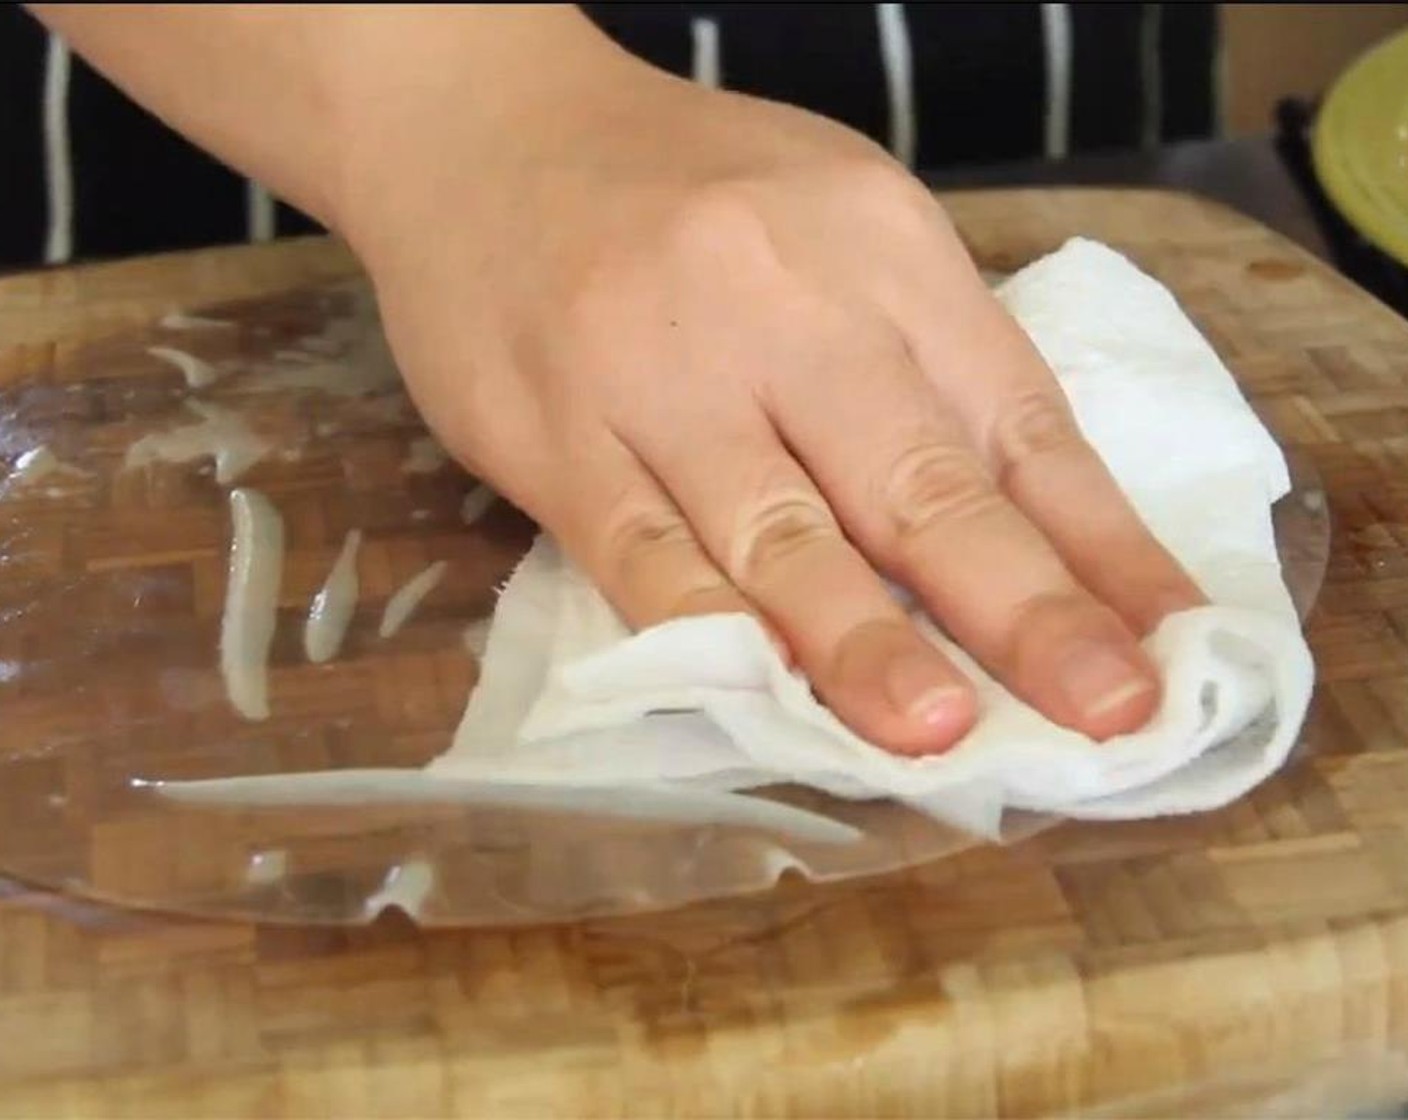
[429,239,1316,837]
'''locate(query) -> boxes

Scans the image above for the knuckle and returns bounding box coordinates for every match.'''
[992,392,1083,476]
[666,582,743,620]
[884,441,1001,538]
[601,505,694,574]
[669,184,771,257]
[836,158,942,229]
[839,157,921,206]
[552,279,628,378]
[559,270,608,333]
[731,494,837,584]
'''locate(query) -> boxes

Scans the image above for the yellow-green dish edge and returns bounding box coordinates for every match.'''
[1312,26,1408,267]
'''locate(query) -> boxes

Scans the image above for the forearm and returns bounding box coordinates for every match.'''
[25,4,627,233]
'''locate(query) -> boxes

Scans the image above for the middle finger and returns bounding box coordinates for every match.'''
[765,322,1161,740]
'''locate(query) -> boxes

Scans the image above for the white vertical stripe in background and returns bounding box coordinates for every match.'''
[690,17,722,89]
[1139,3,1163,150]
[246,181,276,243]
[876,3,916,168]
[42,34,73,266]
[1040,3,1072,159]
[1211,15,1228,137]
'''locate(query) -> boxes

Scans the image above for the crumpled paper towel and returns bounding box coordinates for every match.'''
[429,238,1315,837]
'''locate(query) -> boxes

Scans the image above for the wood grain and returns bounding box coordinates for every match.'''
[1,188,1407,1117]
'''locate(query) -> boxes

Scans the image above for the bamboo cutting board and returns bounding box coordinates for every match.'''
[2,188,1408,1117]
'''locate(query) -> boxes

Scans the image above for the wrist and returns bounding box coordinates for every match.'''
[323,5,639,257]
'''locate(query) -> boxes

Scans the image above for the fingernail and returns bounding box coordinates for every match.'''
[1057,642,1154,721]
[887,653,970,734]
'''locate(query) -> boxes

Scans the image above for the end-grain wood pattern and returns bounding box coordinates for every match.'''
[0,190,1406,1117]
[0,253,994,931]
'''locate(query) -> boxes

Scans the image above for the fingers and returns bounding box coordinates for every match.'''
[765,322,1162,741]
[628,411,978,754]
[985,374,1207,634]
[533,188,1192,752]
[887,268,1207,637]
[555,433,757,631]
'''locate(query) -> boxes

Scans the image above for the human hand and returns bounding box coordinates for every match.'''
[340,14,1205,754]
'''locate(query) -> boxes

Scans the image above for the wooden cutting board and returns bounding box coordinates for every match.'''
[2,188,1408,1118]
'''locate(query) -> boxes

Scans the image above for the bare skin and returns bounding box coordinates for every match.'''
[30,4,1206,754]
